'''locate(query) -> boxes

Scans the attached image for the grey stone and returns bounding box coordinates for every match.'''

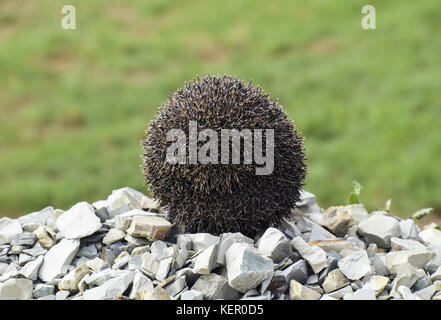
[18,206,53,227]
[38,239,80,282]
[103,228,126,246]
[0,218,23,243]
[319,206,352,236]
[327,285,353,299]
[371,254,389,276]
[77,244,98,259]
[180,289,203,300]
[426,256,441,274]
[33,284,55,299]
[18,253,36,266]
[186,233,220,252]
[391,237,426,251]
[338,250,372,280]
[357,213,400,248]
[390,263,425,299]
[19,255,44,280]
[414,284,437,300]
[413,274,432,291]
[343,284,376,300]
[191,273,239,300]
[345,204,369,225]
[291,236,327,274]
[0,278,33,300]
[129,271,154,299]
[95,207,109,223]
[280,259,309,285]
[318,257,339,285]
[309,223,337,242]
[193,243,218,274]
[11,232,36,247]
[165,275,187,297]
[225,243,274,293]
[55,290,70,300]
[38,295,56,300]
[156,257,173,281]
[419,228,441,247]
[83,270,135,300]
[399,219,419,239]
[216,233,253,266]
[257,228,292,262]
[56,202,102,239]
[397,286,421,300]
[22,243,47,257]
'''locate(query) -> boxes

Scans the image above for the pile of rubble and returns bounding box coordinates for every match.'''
[1,187,441,300]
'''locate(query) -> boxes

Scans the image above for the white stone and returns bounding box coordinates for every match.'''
[414,285,437,300]
[38,239,80,282]
[0,278,33,300]
[186,233,220,252]
[338,250,372,280]
[390,263,425,299]
[343,283,376,300]
[33,226,55,249]
[18,206,53,227]
[129,271,154,299]
[225,243,273,293]
[397,286,421,300]
[140,252,160,278]
[58,264,91,292]
[191,273,239,300]
[419,228,441,247]
[156,257,173,281]
[385,251,410,275]
[56,202,102,239]
[257,228,291,262]
[289,279,321,300]
[357,213,400,248]
[0,218,23,243]
[399,219,419,239]
[345,204,369,225]
[291,236,328,274]
[327,285,353,299]
[180,289,203,300]
[83,271,135,300]
[165,276,187,297]
[18,255,44,281]
[126,216,172,241]
[319,206,352,236]
[368,275,389,296]
[391,237,426,251]
[193,244,218,274]
[322,269,350,293]
[103,228,126,246]
[217,233,254,265]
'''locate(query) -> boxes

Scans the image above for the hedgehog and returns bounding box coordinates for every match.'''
[142,75,307,237]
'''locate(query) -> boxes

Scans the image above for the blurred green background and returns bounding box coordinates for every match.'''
[0,0,440,219]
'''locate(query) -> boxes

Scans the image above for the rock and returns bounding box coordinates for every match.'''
[338,250,371,280]
[19,253,36,266]
[103,229,126,246]
[257,228,292,262]
[397,286,421,300]
[391,237,426,251]
[165,276,187,297]
[55,290,70,300]
[385,251,409,275]
[430,266,441,281]
[193,244,218,274]
[280,259,309,285]
[319,206,352,236]
[58,264,91,292]
[18,255,44,281]
[156,257,173,281]
[180,289,203,300]
[129,271,154,299]
[368,275,389,296]
[33,226,55,249]
[291,236,327,274]
[399,219,419,239]
[216,233,253,265]
[140,287,170,300]
[413,275,432,291]
[22,243,47,257]
[366,243,377,257]
[112,251,131,270]
[22,223,41,233]
[33,284,55,299]
[322,269,350,293]
[18,207,53,227]
[308,223,337,242]
[106,188,143,217]
[414,285,437,300]
[225,243,274,293]
[419,228,441,247]
[0,218,23,243]
[77,244,98,259]
[390,263,426,298]
[289,279,321,300]
[309,239,359,257]
[357,213,400,248]
[126,216,172,241]
[407,250,435,268]
[186,233,220,252]
[191,273,239,300]
[38,295,56,300]
[140,252,160,278]
[326,285,353,299]
[343,284,376,300]
[11,232,36,247]
[56,202,102,239]
[83,271,135,300]
[345,204,369,225]
[38,239,80,282]
[0,278,33,300]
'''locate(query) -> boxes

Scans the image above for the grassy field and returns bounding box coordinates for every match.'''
[0,0,440,218]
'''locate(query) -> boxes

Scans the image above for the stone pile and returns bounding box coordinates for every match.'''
[1,187,441,300]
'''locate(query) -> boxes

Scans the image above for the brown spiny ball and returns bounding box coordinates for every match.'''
[142,75,307,237]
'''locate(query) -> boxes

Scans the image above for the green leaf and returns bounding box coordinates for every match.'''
[384,199,392,212]
[347,181,362,204]
[411,208,434,220]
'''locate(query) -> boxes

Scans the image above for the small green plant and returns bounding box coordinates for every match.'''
[347,181,362,205]
[411,208,434,221]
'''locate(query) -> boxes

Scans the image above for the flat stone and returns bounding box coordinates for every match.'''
[38,239,80,282]
[103,228,126,246]
[390,263,426,299]
[77,244,98,259]
[407,250,435,268]
[327,285,353,299]
[322,269,350,293]
[126,216,172,241]
[309,223,337,242]
[33,284,55,299]
[280,259,309,285]
[193,243,218,274]
[156,257,173,281]
[414,285,437,300]
[186,233,220,252]
[18,206,53,227]
[112,251,130,270]
[56,202,102,239]
[338,250,371,280]
[83,270,135,300]
[22,223,41,233]
[165,275,187,297]
[343,284,376,300]
[257,228,292,262]
[225,243,274,293]
[291,236,328,274]
[22,243,47,257]
[180,289,203,300]
[191,273,239,300]
[11,232,36,247]
[391,237,426,251]
[397,286,421,300]
[357,213,400,248]
[425,256,441,274]
[18,253,36,266]
[106,188,143,217]
[368,275,389,296]
[0,218,23,243]
[216,233,253,265]
[0,278,33,300]
[55,290,70,300]
[38,295,56,300]
[289,279,321,300]
[129,271,154,299]
[319,206,352,236]
[18,255,44,280]
[140,252,160,278]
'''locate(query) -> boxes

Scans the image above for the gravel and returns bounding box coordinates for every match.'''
[1,186,441,300]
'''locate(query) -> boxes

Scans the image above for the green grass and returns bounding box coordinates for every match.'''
[1,0,440,218]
